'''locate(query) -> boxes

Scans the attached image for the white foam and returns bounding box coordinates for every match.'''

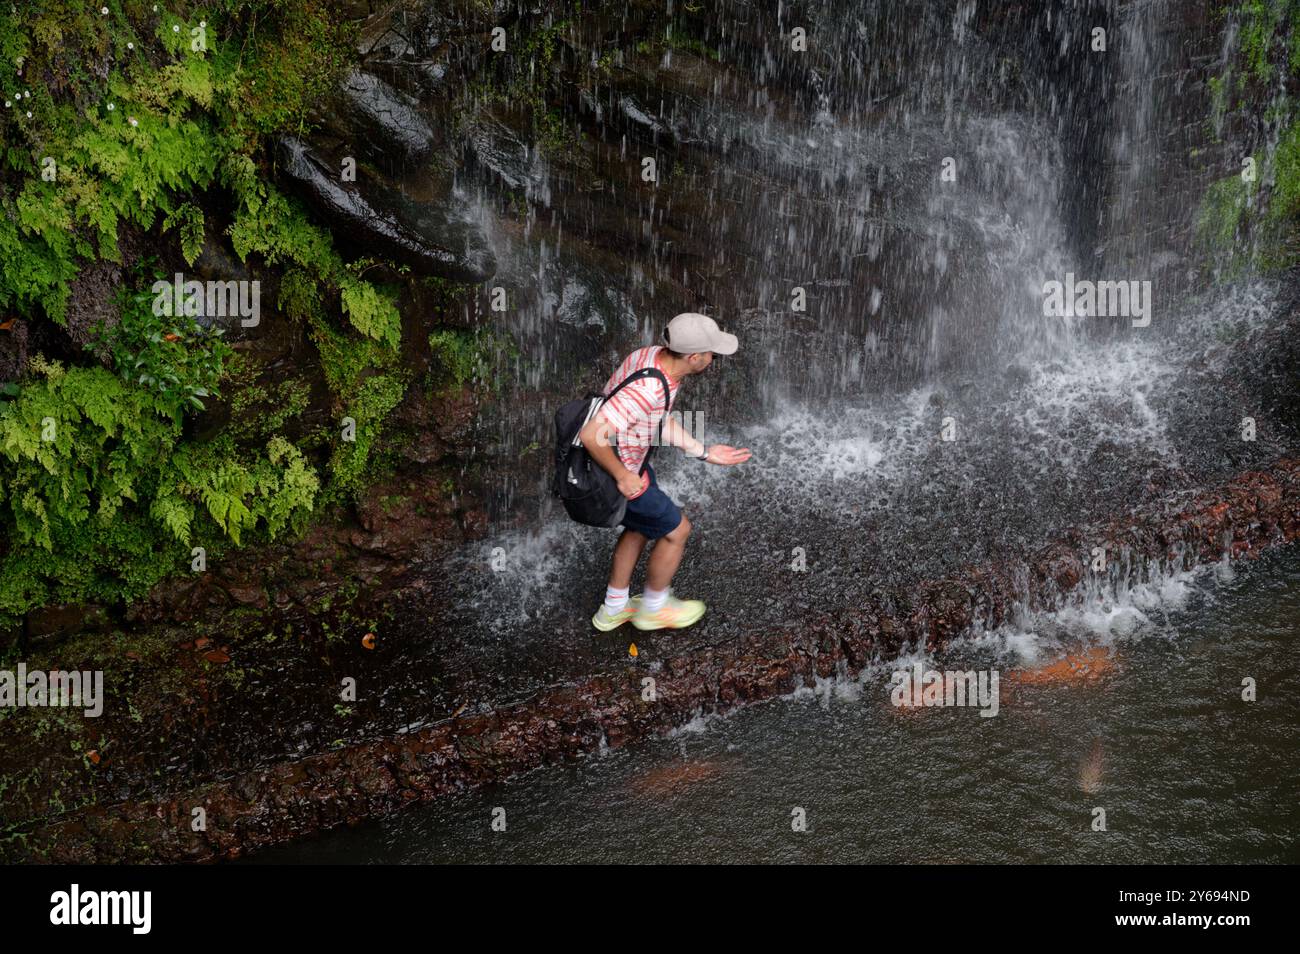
[664,331,1185,513]
[969,559,1218,664]
[1007,340,1180,472]
[669,709,726,737]
[661,387,934,507]
[448,521,591,623]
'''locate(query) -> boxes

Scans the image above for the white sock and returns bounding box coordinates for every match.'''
[642,587,669,613]
[603,585,630,614]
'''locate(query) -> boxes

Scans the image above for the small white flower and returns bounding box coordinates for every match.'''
[101,5,108,14]
[3,101,9,108]
[172,24,179,33]
[200,20,206,27]
[128,116,138,127]
[107,102,115,111]
[127,42,134,50]
[25,110,31,118]
[23,90,30,99]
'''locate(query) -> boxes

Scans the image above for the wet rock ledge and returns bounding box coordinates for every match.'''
[12,457,1300,863]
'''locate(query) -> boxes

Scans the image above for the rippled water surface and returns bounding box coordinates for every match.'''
[252,545,1300,864]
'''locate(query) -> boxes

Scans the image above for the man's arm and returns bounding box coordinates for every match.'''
[661,414,753,466]
[579,410,646,499]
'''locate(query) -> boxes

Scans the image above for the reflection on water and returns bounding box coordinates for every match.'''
[250,546,1300,864]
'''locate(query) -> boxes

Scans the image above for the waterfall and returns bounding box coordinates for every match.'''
[448,0,1282,529]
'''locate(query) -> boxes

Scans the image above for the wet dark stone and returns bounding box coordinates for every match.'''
[194,226,252,286]
[24,603,109,640]
[465,118,547,195]
[0,318,28,383]
[186,224,264,341]
[328,69,437,167]
[355,0,507,101]
[614,92,677,146]
[276,136,495,283]
[64,257,124,351]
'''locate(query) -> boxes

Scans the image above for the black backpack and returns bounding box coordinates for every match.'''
[553,367,671,528]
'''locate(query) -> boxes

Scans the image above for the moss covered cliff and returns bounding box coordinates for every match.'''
[0,2,487,633]
[1197,0,1300,276]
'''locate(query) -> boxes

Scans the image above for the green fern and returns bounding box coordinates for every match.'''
[0,2,402,628]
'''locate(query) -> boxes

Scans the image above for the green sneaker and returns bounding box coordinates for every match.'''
[630,591,706,631]
[592,603,637,632]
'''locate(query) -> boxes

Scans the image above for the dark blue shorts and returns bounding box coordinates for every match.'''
[621,466,683,541]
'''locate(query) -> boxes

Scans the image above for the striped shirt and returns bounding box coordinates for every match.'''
[599,346,680,474]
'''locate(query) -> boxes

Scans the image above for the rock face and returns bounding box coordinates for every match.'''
[329,69,438,168]
[64,257,124,351]
[276,136,495,283]
[465,119,548,197]
[187,222,267,343]
[0,318,28,383]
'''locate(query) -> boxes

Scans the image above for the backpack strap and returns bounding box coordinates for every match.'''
[600,366,672,472]
[601,365,669,405]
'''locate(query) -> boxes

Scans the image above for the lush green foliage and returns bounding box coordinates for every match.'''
[0,2,417,626]
[1236,0,1300,81]
[328,373,409,498]
[293,274,408,504]
[1198,1,1300,274]
[0,50,228,322]
[0,357,319,624]
[93,286,231,421]
[224,156,403,347]
[428,330,490,390]
[428,325,518,393]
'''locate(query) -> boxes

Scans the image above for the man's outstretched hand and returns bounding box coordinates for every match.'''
[706,444,752,466]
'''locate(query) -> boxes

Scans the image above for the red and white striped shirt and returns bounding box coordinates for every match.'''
[599,346,680,474]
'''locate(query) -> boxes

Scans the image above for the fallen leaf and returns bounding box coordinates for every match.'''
[87,750,101,765]
[194,636,210,649]
[628,643,638,658]
[203,649,230,664]
[361,632,376,650]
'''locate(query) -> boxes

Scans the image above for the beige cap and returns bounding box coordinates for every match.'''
[663,312,739,355]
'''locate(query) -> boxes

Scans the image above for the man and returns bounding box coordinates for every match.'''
[579,312,752,632]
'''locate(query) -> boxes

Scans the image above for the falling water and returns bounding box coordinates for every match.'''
[442,1,1281,536]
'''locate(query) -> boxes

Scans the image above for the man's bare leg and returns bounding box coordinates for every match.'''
[608,528,649,589]
[592,529,651,631]
[644,514,692,592]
